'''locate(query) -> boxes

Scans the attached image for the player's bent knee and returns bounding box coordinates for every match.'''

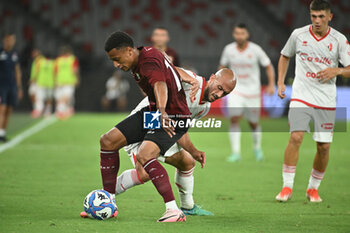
[290,132,304,146]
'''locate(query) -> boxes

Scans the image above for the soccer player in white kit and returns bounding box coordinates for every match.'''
[276,0,350,203]
[116,67,236,215]
[219,23,275,162]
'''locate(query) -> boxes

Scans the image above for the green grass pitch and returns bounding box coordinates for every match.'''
[0,113,349,233]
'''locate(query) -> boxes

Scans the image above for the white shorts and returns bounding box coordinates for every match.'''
[55,85,75,100]
[124,142,182,167]
[29,83,38,96]
[36,86,54,101]
[288,101,336,143]
[227,93,261,123]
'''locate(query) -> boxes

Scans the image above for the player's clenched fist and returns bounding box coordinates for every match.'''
[277,83,286,99]
[191,150,206,168]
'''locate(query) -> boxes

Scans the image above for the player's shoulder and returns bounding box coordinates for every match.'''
[329,27,348,42]
[223,42,236,50]
[291,25,310,38]
[139,46,164,63]
[248,41,264,51]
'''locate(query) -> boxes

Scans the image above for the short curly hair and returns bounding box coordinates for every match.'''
[104,31,134,52]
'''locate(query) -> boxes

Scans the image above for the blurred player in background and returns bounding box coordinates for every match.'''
[276,0,350,203]
[0,33,22,142]
[28,48,43,107]
[151,27,180,66]
[219,23,275,162]
[115,67,236,216]
[30,53,55,118]
[54,46,79,119]
[101,70,130,111]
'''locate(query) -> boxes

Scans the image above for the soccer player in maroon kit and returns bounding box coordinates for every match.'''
[99,31,205,222]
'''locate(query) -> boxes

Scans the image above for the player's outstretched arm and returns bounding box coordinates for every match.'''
[277,55,290,99]
[153,81,175,137]
[317,65,350,83]
[177,133,206,168]
[175,67,199,103]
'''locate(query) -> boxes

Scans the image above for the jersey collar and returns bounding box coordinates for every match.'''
[199,77,206,105]
[309,25,331,42]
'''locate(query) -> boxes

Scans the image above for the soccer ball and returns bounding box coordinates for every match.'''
[83,190,117,220]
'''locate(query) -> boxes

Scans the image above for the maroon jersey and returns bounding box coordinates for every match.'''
[165,47,180,67]
[132,46,190,117]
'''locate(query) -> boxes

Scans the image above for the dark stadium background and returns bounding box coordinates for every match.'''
[1,0,349,111]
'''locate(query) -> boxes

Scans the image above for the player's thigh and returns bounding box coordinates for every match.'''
[227,93,244,118]
[100,127,128,150]
[165,149,195,171]
[115,107,148,145]
[158,142,182,163]
[312,108,336,143]
[136,140,161,164]
[288,101,312,133]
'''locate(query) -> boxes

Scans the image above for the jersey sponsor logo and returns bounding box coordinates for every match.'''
[306,72,320,79]
[143,111,161,129]
[321,123,334,130]
[300,53,331,65]
[302,41,308,46]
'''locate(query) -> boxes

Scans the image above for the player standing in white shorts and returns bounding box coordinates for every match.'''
[115,67,236,215]
[219,23,275,162]
[276,0,350,202]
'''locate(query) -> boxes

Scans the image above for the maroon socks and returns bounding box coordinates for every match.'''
[100,149,120,194]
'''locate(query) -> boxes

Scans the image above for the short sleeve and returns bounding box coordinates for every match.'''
[338,35,350,67]
[219,46,230,67]
[256,45,271,67]
[281,30,298,57]
[140,60,166,87]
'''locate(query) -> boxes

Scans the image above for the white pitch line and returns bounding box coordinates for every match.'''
[0,116,57,153]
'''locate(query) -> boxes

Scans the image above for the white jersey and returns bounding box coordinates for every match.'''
[281,25,350,108]
[220,41,271,97]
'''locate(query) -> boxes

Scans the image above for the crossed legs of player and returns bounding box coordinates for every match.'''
[116,143,213,216]
[276,101,334,202]
[227,94,263,162]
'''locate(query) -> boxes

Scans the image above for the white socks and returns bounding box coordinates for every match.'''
[115,169,143,194]
[175,168,195,209]
[165,200,178,210]
[307,169,324,190]
[252,125,262,150]
[229,124,241,154]
[282,164,296,189]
